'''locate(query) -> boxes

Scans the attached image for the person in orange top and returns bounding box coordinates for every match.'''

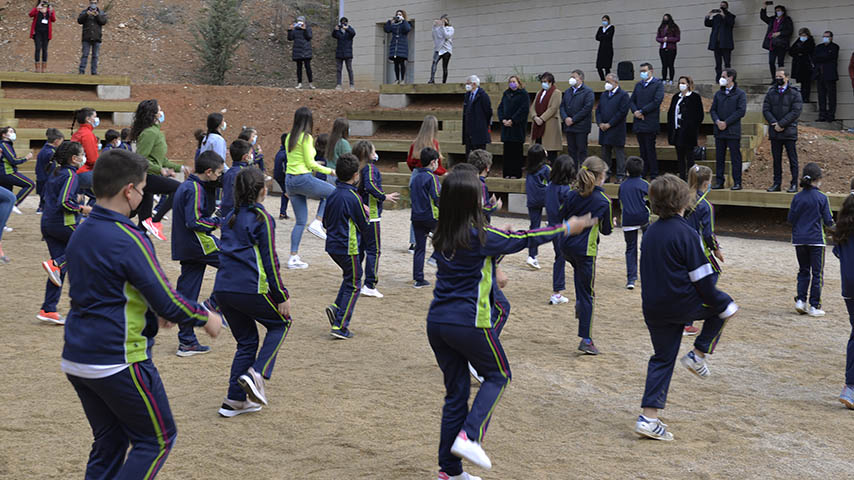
[70,107,100,197]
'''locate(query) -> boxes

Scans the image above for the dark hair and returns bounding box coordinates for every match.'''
[649,174,693,219]
[340,16,349,23]
[335,153,360,182]
[576,157,608,197]
[314,133,330,158]
[120,128,130,141]
[92,150,149,199]
[288,107,314,153]
[129,100,159,142]
[626,156,644,177]
[419,147,439,168]
[45,127,64,143]
[326,117,349,160]
[525,144,547,174]
[571,69,585,81]
[602,15,610,21]
[351,140,374,164]
[49,140,84,176]
[775,5,787,15]
[104,129,120,143]
[229,167,266,227]
[824,31,833,38]
[640,62,653,71]
[723,68,737,82]
[550,154,576,185]
[0,127,13,139]
[659,13,679,34]
[229,139,252,164]
[71,107,96,132]
[468,149,493,174]
[800,162,822,189]
[720,1,728,7]
[832,193,854,245]
[280,132,288,148]
[194,129,206,144]
[798,27,812,37]
[200,113,224,149]
[539,72,555,85]
[238,127,257,142]
[195,150,224,174]
[432,167,487,254]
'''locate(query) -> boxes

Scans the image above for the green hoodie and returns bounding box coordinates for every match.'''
[136,124,182,175]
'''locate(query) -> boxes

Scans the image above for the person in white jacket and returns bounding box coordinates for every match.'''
[429,14,454,84]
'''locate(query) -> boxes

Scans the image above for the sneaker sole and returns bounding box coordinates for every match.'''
[680,356,709,379]
[795,304,807,314]
[578,348,599,355]
[287,263,309,270]
[361,290,383,298]
[218,404,263,418]
[325,306,336,328]
[808,312,826,317]
[176,348,211,357]
[682,330,698,336]
[839,397,854,410]
[238,374,268,405]
[449,444,492,470]
[42,261,62,287]
[526,263,541,270]
[307,227,327,240]
[634,426,674,441]
[329,330,352,340]
[413,284,429,289]
[36,314,64,325]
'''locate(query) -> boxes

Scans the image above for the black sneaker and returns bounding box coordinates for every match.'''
[730,183,742,191]
[711,182,725,190]
[787,184,798,193]
[407,244,415,254]
[578,339,600,355]
[414,280,431,289]
[176,342,211,357]
[330,327,353,339]
[325,305,337,328]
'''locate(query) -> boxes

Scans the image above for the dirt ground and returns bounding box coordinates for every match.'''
[2,192,854,479]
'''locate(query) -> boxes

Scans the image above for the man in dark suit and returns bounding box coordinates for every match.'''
[814,31,840,122]
[710,68,747,190]
[597,73,631,182]
[560,69,594,168]
[462,74,492,157]
[704,1,735,81]
[763,69,803,193]
[629,63,664,179]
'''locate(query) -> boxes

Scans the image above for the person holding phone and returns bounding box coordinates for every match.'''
[384,10,411,84]
[704,2,735,81]
[77,0,107,75]
[760,2,793,84]
[288,16,314,89]
[332,17,356,90]
[29,2,56,73]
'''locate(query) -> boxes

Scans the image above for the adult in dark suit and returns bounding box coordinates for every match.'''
[667,75,705,180]
[760,4,794,83]
[462,75,492,157]
[497,75,530,178]
[560,69,594,168]
[789,28,815,103]
[763,69,803,192]
[704,1,735,81]
[710,68,747,190]
[813,31,840,122]
[596,16,615,81]
[629,63,664,179]
[597,73,631,181]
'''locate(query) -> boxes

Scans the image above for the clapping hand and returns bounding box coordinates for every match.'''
[386,192,401,204]
[490,194,502,211]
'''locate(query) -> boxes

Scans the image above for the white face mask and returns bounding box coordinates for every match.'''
[6,132,16,142]
[78,155,87,166]
[799,36,808,42]
[719,77,729,87]
[569,77,578,87]
[679,84,688,92]
[541,82,550,90]
[371,153,379,162]
[604,82,614,91]
[221,122,227,132]
[465,84,473,92]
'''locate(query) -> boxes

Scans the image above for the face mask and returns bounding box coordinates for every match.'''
[6,132,16,142]
[569,77,578,87]
[395,15,402,21]
[127,187,140,219]
[822,37,830,44]
[158,112,165,123]
[679,84,688,92]
[221,122,227,132]
[639,71,650,80]
[799,36,808,42]
[465,84,472,92]
[371,153,379,162]
[541,82,550,90]
[719,77,729,87]
[776,10,783,17]
[602,21,609,26]
[251,136,257,145]
[247,154,254,164]
[97,143,102,151]
[92,116,100,127]
[509,82,518,90]
[604,82,614,91]
[113,140,121,148]
[77,155,87,167]
[775,77,785,86]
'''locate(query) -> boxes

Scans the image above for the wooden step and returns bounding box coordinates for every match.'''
[0,71,131,87]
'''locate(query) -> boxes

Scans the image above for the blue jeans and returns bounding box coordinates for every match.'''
[79,41,101,74]
[285,173,334,253]
[0,186,15,242]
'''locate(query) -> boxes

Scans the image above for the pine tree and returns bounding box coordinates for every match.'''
[192,0,248,85]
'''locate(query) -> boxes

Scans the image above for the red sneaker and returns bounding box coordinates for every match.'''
[42,259,62,287]
[37,310,65,325]
[683,325,699,336]
[142,218,167,241]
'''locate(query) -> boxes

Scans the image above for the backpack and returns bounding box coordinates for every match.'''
[617,61,634,81]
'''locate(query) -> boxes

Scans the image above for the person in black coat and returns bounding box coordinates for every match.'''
[763,69,803,192]
[462,75,492,157]
[760,4,794,83]
[814,31,840,122]
[287,16,314,89]
[497,76,530,178]
[596,16,615,81]
[789,28,815,103]
[710,68,747,190]
[332,17,356,90]
[596,74,631,181]
[704,2,735,81]
[384,10,412,84]
[560,70,595,168]
[667,76,705,180]
[629,63,665,179]
[77,0,107,75]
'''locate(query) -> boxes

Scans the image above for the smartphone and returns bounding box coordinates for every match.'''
[765,1,773,5]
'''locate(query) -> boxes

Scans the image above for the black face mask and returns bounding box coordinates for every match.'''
[207,176,223,189]
[775,77,786,86]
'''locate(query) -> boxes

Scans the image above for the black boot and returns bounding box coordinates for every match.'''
[711,181,725,190]
[766,183,781,192]
[787,183,798,193]
[730,183,742,191]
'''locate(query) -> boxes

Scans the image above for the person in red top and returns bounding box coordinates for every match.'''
[70,107,100,195]
[29,2,56,73]
[404,115,446,252]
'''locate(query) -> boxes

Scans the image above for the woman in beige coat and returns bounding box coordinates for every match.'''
[531,72,563,162]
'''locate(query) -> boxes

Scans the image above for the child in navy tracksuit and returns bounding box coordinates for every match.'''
[238,127,266,173]
[273,133,290,219]
[171,151,226,356]
[426,166,591,477]
[101,129,122,154]
[469,149,501,221]
[61,149,220,479]
[833,185,854,408]
[214,167,291,416]
[524,144,551,269]
[635,174,738,442]
[0,127,35,207]
[684,165,723,335]
[35,128,64,212]
[119,128,133,151]
[220,139,253,216]
[545,155,576,306]
[323,153,370,339]
[618,156,649,289]
[788,162,835,317]
[38,141,91,325]
[558,157,613,355]
[355,140,400,298]
[411,147,442,288]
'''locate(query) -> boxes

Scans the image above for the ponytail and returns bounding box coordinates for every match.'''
[228,167,266,228]
[576,156,608,197]
[800,162,822,189]
[687,164,712,192]
[49,141,83,177]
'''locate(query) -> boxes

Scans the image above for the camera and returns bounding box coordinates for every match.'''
[711,8,721,13]
[765,1,774,5]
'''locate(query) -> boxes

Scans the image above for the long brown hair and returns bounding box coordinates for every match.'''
[576,156,608,197]
[326,117,349,161]
[832,193,854,245]
[229,167,266,227]
[287,107,313,153]
[412,115,441,161]
[433,167,487,253]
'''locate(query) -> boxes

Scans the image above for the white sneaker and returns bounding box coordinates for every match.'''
[438,471,482,480]
[526,256,541,270]
[549,294,569,305]
[307,219,327,240]
[11,206,22,215]
[426,256,437,267]
[3,226,12,233]
[795,299,807,314]
[680,351,710,379]
[238,367,268,406]
[335,84,343,91]
[634,415,673,441]
[265,175,272,181]
[218,398,262,418]
[468,362,484,384]
[360,286,384,298]
[808,306,826,317]
[296,82,303,89]
[450,430,492,470]
[288,255,308,269]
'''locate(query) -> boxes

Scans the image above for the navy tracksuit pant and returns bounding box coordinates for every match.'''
[363,221,381,289]
[66,360,176,480]
[528,207,543,258]
[566,253,596,339]
[329,253,363,330]
[41,223,74,313]
[427,322,511,477]
[846,299,854,385]
[412,219,437,283]
[0,172,35,205]
[492,287,510,336]
[552,238,565,293]
[216,291,292,401]
[175,252,220,346]
[641,306,729,409]
[795,245,824,308]
[624,226,647,285]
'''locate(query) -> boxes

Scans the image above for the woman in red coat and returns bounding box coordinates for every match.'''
[29,2,56,73]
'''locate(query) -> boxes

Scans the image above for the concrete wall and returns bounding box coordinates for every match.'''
[345,0,854,126]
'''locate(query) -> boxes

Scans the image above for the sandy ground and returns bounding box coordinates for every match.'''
[1,194,853,479]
